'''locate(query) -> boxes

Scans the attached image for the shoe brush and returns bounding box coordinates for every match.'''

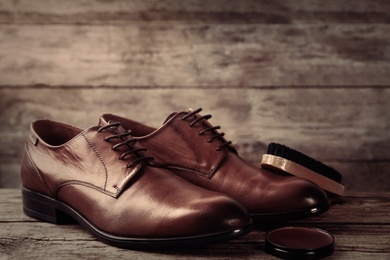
[261,143,344,196]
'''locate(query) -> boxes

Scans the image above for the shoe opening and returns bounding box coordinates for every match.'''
[32,119,82,146]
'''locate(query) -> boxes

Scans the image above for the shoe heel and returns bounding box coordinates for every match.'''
[22,188,74,224]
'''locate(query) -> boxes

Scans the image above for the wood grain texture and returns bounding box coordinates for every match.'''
[1,189,389,259]
[1,224,389,259]
[0,0,389,24]
[0,23,389,87]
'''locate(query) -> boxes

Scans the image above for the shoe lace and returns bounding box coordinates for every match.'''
[97,121,154,168]
[181,108,233,151]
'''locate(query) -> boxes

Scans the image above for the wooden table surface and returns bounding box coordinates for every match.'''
[0,189,389,259]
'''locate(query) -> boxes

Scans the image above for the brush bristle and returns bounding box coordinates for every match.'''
[266,143,342,183]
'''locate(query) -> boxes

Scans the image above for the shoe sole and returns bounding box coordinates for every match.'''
[250,200,330,222]
[22,187,253,249]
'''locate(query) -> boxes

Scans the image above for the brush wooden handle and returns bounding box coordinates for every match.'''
[261,154,345,196]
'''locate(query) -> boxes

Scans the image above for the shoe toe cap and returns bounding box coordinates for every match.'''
[249,176,329,216]
[165,194,251,237]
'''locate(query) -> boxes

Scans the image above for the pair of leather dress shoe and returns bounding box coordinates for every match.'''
[21,108,329,249]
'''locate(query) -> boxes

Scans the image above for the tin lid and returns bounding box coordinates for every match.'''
[265,226,334,259]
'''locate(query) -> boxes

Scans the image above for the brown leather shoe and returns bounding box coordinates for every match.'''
[21,119,252,249]
[99,108,330,220]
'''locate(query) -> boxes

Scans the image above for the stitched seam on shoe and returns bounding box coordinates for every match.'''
[56,180,118,198]
[25,147,54,197]
[206,149,228,178]
[81,132,109,190]
[168,122,200,173]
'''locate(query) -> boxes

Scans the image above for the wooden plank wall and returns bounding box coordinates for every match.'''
[0,0,389,191]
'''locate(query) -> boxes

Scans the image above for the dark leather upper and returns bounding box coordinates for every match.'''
[21,119,251,237]
[99,110,328,215]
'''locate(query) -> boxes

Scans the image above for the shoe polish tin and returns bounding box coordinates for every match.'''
[265,226,334,259]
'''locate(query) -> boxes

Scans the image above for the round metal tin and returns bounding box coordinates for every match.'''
[265,226,334,259]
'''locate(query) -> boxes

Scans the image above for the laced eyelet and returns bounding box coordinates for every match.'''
[98,122,121,132]
[97,121,155,167]
[127,163,135,168]
[182,108,233,152]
